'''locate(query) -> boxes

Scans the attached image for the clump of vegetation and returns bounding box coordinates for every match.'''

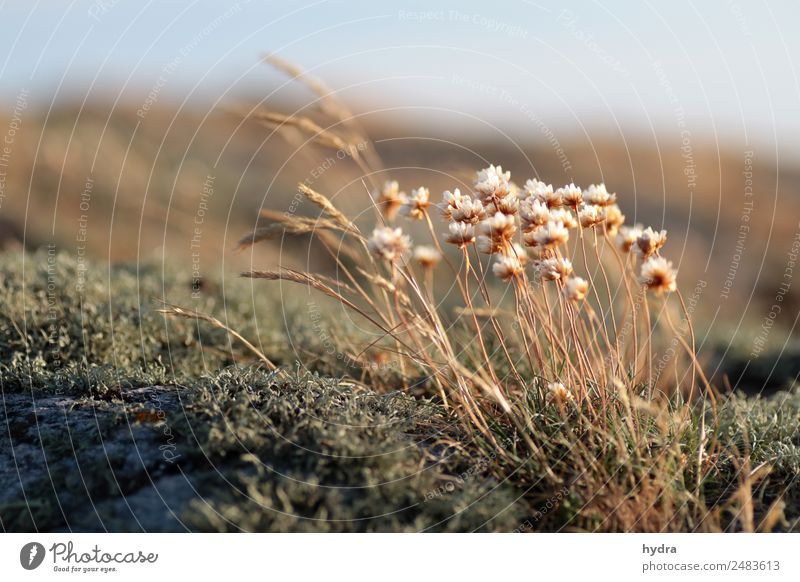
[213,62,798,531]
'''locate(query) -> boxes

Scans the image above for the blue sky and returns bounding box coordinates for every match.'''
[1,0,799,155]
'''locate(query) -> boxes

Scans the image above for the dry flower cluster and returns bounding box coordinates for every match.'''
[239,148,709,457]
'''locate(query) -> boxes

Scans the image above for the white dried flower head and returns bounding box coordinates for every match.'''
[400,186,431,220]
[519,198,550,232]
[478,212,517,242]
[533,220,570,248]
[602,204,625,236]
[492,255,524,282]
[485,192,519,216]
[440,188,464,220]
[558,183,583,207]
[474,164,511,201]
[413,245,441,269]
[640,256,677,294]
[549,208,578,229]
[537,257,573,281]
[617,224,643,253]
[583,183,617,207]
[445,222,476,248]
[368,226,411,262]
[564,276,589,301]
[451,195,486,224]
[635,226,668,258]
[578,204,605,228]
[524,179,561,208]
[376,180,407,220]
[547,381,572,403]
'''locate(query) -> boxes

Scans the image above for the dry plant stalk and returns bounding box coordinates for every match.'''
[157,302,277,371]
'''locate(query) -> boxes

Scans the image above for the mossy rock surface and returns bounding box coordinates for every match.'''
[0,251,521,532]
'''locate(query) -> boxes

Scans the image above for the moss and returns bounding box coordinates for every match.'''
[0,252,522,532]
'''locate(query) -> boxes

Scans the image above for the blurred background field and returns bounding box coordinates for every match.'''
[3,96,800,377]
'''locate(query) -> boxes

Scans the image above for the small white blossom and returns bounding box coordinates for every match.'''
[492,255,524,282]
[547,382,572,403]
[474,164,511,201]
[558,183,583,207]
[537,257,573,281]
[635,227,668,258]
[617,224,643,253]
[519,198,551,231]
[564,276,589,301]
[549,208,578,229]
[583,183,616,206]
[523,179,561,208]
[533,220,570,248]
[368,226,411,262]
[445,222,476,247]
[400,186,430,220]
[413,245,441,269]
[640,256,677,294]
[375,180,407,220]
[578,204,605,228]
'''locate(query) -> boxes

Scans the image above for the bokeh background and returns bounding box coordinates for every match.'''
[2,0,800,385]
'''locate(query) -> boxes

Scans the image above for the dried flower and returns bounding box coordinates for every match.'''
[400,186,431,220]
[413,245,441,269]
[478,212,517,244]
[558,183,583,207]
[375,180,407,220]
[617,224,643,253]
[368,226,411,262]
[564,276,589,301]
[578,204,605,228]
[451,195,486,224]
[445,222,476,247]
[549,208,578,229]
[547,381,573,403]
[533,220,570,248]
[583,183,616,207]
[635,226,668,258]
[537,257,573,281]
[485,192,519,216]
[524,178,561,208]
[492,255,524,282]
[475,164,511,201]
[440,188,464,220]
[508,242,529,266]
[602,204,625,237]
[519,198,550,231]
[640,256,677,294]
